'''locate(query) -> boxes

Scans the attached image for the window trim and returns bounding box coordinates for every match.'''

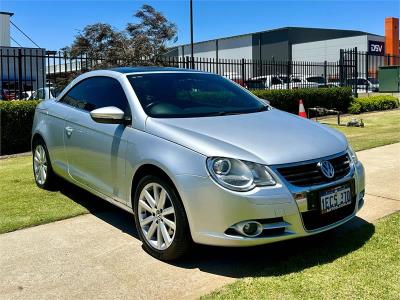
[58,75,131,116]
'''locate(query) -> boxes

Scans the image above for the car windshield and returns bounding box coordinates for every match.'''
[128,72,268,118]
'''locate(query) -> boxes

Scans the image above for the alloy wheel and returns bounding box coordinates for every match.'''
[33,144,48,185]
[138,183,176,250]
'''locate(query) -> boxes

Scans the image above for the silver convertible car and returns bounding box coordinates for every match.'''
[32,67,365,260]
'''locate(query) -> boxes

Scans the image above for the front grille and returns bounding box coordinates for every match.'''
[277,153,351,187]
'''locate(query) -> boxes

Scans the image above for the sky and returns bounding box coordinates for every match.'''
[1,0,399,51]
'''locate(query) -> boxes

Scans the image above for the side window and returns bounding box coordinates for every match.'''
[60,77,130,114]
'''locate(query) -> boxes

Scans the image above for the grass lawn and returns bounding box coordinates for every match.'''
[203,212,400,300]
[0,156,89,234]
[321,109,400,151]
[0,109,398,233]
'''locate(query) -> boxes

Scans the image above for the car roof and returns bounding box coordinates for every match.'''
[109,66,203,74]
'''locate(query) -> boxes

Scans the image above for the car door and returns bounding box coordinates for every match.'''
[59,76,131,203]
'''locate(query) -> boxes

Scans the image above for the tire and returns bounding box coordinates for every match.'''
[32,138,57,190]
[133,175,191,261]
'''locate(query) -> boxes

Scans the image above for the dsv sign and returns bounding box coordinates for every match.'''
[368,41,385,55]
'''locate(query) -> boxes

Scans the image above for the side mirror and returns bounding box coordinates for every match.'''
[90,106,128,124]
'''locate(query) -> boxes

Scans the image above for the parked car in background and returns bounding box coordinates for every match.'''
[245,74,320,90]
[222,72,244,86]
[347,77,379,92]
[0,89,29,100]
[289,74,322,89]
[1,89,17,100]
[245,74,288,90]
[29,87,60,100]
[32,68,365,261]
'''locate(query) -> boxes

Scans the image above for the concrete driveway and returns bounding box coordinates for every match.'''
[1,143,399,300]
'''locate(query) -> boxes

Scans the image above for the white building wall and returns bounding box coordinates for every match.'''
[292,35,371,62]
[178,34,253,60]
[179,41,216,58]
[0,13,11,47]
[218,35,252,59]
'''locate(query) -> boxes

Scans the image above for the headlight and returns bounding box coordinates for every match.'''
[206,157,276,191]
[347,145,358,163]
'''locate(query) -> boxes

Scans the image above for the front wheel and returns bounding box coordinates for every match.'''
[133,175,191,261]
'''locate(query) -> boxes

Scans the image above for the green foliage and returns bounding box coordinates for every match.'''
[252,87,353,114]
[63,5,177,66]
[0,100,39,155]
[348,95,399,114]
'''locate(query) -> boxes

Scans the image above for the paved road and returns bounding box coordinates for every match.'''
[1,143,399,300]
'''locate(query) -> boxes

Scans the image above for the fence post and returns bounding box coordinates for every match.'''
[365,52,369,93]
[241,58,245,86]
[354,47,358,98]
[286,60,291,90]
[185,56,189,69]
[323,60,327,86]
[339,49,344,87]
[17,49,23,100]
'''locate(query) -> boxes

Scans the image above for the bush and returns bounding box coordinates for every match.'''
[348,95,400,114]
[252,87,353,114]
[0,100,39,155]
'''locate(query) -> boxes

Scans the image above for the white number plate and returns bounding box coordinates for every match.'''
[320,185,352,214]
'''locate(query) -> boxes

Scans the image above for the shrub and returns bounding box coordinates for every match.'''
[252,87,353,114]
[0,100,39,155]
[348,95,399,114]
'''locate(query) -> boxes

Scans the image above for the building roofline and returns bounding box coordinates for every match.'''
[172,26,383,48]
[0,11,14,16]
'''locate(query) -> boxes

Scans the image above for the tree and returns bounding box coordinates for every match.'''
[63,5,177,65]
[126,4,177,62]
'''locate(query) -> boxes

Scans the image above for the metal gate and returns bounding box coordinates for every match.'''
[340,48,358,97]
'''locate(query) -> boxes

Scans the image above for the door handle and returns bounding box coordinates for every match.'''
[65,126,74,137]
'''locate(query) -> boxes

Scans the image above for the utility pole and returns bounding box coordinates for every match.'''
[190,0,194,68]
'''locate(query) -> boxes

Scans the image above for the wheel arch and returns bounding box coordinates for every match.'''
[31,132,45,149]
[130,163,177,206]
[130,162,195,232]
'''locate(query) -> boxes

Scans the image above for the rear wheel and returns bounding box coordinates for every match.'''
[32,139,56,190]
[133,175,191,261]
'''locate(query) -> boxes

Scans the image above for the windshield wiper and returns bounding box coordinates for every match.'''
[209,106,270,116]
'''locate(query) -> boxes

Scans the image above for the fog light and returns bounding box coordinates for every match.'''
[235,221,263,237]
[243,223,258,235]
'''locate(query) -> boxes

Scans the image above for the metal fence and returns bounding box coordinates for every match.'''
[0,47,399,100]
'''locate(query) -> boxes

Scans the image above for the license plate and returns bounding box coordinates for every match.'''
[320,185,352,214]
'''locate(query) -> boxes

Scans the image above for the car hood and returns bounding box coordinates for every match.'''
[145,109,348,165]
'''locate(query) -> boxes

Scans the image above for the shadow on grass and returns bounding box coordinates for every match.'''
[57,179,375,279]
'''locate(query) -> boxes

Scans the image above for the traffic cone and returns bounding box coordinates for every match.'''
[298,99,307,118]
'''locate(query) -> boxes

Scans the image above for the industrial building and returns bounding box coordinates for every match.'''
[167,18,399,62]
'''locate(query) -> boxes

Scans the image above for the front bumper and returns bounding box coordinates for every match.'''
[174,158,365,247]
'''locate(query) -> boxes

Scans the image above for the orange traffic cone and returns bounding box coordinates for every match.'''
[298,99,307,118]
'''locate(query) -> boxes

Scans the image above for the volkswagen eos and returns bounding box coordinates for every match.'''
[32,68,365,260]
